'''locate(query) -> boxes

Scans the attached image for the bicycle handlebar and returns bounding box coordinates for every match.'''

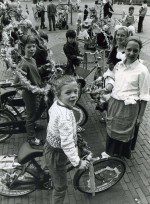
[0,81,22,89]
[84,50,103,55]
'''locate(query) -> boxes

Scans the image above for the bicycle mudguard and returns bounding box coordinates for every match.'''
[73,169,85,190]
[0,155,21,170]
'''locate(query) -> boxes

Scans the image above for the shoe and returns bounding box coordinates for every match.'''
[49,29,51,31]
[28,138,42,146]
[101,152,110,159]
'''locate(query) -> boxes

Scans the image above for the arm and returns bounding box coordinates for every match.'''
[137,67,150,122]
[109,3,114,12]
[59,117,80,167]
[47,5,49,17]
[63,44,79,61]
[15,63,43,94]
[137,100,147,124]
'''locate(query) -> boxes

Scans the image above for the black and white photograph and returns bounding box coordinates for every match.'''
[0,0,150,203]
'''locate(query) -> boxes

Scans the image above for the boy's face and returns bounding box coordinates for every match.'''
[25,43,36,58]
[59,82,79,108]
[129,9,134,15]
[67,37,76,43]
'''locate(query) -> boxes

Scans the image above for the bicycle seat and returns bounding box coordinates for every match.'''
[17,142,43,164]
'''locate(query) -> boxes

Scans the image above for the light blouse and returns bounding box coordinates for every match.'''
[46,100,80,167]
[110,60,150,104]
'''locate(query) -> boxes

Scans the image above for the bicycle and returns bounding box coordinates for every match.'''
[0,79,88,143]
[0,137,126,197]
[82,50,110,123]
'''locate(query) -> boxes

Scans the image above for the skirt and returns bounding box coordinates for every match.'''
[106,97,140,142]
[106,97,140,158]
[106,135,132,159]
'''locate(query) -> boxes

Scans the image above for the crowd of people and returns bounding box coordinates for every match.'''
[33,0,69,31]
[0,0,150,204]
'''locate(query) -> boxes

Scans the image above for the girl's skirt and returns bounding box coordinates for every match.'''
[106,97,140,158]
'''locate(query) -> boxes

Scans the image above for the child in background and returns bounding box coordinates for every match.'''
[44,75,89,204]
[122,6,136,35]
[83,5,88,21]
[63,30,83,75]
[15,35,47,146]
[76,19,82,36]
[122,6,135,27]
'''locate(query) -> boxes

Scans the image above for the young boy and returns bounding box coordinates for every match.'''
[63,30,83,75]
[15,35,47,146]
[122,6,135,27]
[44,75,89,204]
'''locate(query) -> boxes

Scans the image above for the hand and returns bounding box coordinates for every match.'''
[136,116,143,124]
[78,159,89,170]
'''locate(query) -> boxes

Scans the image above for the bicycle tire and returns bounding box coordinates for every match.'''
[75,157,126,194]
[73,103,88,126]
[0,109,17,142]
[0,166,36,197]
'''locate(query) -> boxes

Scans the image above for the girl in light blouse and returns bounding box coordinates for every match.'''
[103,36,150,159]
[107,26,129,71]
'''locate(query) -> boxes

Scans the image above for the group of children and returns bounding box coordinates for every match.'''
[0,1,150,204]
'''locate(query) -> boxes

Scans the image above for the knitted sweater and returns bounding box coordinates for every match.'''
[46,100,80,167]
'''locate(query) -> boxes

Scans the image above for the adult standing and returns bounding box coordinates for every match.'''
[47,0,57,31]
[138,0,147,33]
[103,0,114,18]
[104,36,150,159]
[36,0,46,29]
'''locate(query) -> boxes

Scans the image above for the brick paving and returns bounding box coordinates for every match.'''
[1,1,150,204]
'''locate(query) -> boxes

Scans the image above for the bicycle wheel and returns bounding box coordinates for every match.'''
[0,109,17,142]
[75,157,126,194]
[0,166,36,197]
[73,103,88,126]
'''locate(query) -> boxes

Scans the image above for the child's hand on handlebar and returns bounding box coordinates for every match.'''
[78,159,90,170]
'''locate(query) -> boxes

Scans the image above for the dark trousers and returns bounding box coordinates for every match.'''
[48,15,56,30]
[22,90,46,140]
[40,11,46,29]
[44,142,68,204]
[138,16,144,33]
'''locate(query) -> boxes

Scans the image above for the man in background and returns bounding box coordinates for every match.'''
[138,0,148,33]
[47,0,57,31]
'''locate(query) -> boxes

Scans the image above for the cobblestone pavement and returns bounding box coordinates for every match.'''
[1,1,150,204]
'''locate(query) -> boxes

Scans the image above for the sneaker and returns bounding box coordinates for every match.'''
[101,151,110,159]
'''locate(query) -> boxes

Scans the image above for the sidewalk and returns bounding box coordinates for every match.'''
[0,2,150,204]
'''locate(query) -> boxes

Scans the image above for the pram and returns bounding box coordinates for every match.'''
[56,9,68,30]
